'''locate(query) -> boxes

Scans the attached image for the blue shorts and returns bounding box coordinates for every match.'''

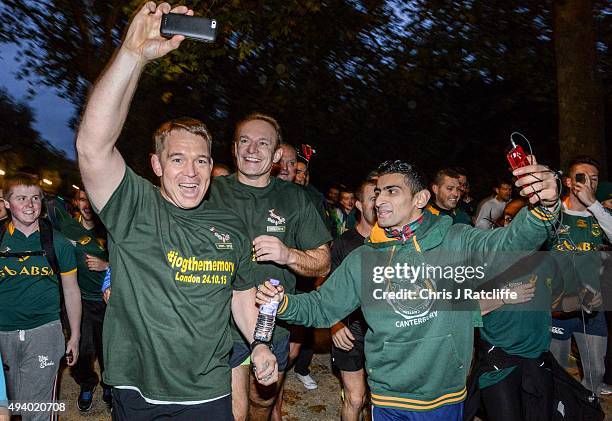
[372,402,463,421]
[228,335,289,371]
[552,311,607,340]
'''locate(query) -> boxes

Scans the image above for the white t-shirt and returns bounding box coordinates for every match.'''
[474,197,508,229]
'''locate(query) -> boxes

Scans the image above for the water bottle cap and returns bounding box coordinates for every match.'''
[269,278,280,286]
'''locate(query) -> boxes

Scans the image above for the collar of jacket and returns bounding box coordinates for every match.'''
[426,202,455,218]
[367,211,451,251]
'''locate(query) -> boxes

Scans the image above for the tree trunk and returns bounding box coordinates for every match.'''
[554,0,606,175]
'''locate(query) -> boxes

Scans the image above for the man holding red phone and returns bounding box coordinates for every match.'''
[256,157,560,421]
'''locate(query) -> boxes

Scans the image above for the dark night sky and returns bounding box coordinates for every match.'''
[0,43,76,159]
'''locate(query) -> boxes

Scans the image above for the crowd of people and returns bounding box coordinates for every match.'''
[1,3,612,421]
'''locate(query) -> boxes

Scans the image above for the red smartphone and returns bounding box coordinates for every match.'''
[506,141,534,197]
[506,142,531,175]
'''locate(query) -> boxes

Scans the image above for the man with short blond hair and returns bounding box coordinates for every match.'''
[75,3,276,419]
[209,113,331,420]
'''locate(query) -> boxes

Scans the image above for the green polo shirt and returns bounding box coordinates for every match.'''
[0,223,77,331]
[479,254,564,388]
[97,167,255,402]
[56,216,107,301]
[209,174,332,341]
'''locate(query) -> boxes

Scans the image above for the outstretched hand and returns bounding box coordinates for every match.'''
[122,2,193,62]
[513,155,559,207]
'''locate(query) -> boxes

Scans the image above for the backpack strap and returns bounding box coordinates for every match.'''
[0,222,6,249]
[39,218,61,276]
[0,221,59,274]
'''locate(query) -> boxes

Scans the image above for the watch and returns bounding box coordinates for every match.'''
[250,339,274,353]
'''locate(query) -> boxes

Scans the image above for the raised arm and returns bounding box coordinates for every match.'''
[76,2,191,210]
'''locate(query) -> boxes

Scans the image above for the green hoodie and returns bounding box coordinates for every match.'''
[277,204,558,411]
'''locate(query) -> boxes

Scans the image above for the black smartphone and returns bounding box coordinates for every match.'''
[575,173,586,183]
[65,350,73,364]
[160,14,217,42]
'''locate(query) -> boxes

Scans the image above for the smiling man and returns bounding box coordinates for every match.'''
[209,114,332,420]
[75,3,277,420]
[0,173,81,421]
[257,158,561,420]
[427,168,472,225]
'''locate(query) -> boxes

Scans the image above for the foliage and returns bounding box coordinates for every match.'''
[1,0,610,193]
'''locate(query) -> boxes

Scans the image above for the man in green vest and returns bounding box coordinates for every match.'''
[0,173,81,421]
[75,3,277,419]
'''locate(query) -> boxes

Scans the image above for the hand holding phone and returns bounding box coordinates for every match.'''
[506,142,531,176]
[122,3,193,62]
[506,141,534,197]
[160,14,217,42]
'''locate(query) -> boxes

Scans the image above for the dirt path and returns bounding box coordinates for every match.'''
[55,329,612,420]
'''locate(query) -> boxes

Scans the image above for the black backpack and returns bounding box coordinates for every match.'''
[0,218,68,330]
[550,354,605,421]
[464,339,605,421]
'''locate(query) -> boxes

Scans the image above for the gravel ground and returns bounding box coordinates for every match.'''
[54,329,612,420]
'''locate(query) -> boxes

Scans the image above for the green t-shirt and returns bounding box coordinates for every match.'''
[546,209,604,296]
[548,211,604,252]
[0,223,77,330]
[479,254,564,388]
[209,174,332,340]
[57,217,108,301]
[97,167,255,402]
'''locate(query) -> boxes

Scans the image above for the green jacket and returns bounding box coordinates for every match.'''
[278,205,558,411]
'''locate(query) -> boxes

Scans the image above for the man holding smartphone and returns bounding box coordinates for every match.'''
[256,158,561,421]
[76,3,277,419]
[549,156,612,394]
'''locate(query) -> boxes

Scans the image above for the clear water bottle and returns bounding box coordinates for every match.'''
[254,279,281,342]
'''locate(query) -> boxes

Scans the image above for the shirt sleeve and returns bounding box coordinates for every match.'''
[330,237,345,273]
[588,201,612,241]
[96,167,151,244]
[277,251,361,327]
[233,225,257,291]
[474,201,494,229]
[53,231,78,275]
[296,194,333,250]
[453,204,561,286]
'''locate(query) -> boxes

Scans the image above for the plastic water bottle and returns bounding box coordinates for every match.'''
[254,279,281,342]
